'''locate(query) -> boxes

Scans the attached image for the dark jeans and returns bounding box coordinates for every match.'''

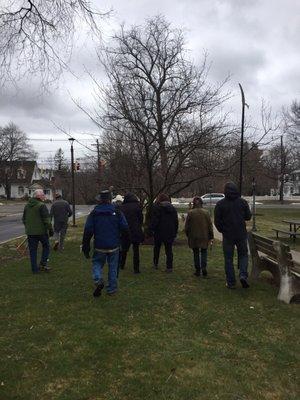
[222,237,248,286]
[153,240,173,270]
[53,220,68,250]
[27,235,50,273]
[119,243,140,272]
[192,248,207,271]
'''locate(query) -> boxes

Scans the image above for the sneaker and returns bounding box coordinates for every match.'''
[53,241,59,251]
[107,290,117,296]
[93,279,105,297]
[202,268,208,277]
[226,283,236,289]
[240,278,250,288]
[40,264,51,272]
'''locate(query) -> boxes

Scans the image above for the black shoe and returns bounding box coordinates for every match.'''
[165,268,173,273]
[226,283,236,289]
[93,279,105,297]
[202,268,207,277]
[153,264,158,269]
[134,270,140,274]
[194,270,201,277]
[240,278,250,288]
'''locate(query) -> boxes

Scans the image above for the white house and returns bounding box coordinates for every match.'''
[0,161,62,200]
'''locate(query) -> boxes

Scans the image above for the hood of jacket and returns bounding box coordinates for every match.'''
[159,201,174,212]
[224,182,240,200]
[123,192,139,204]
[92,203,117,216]
[27,197,43,207]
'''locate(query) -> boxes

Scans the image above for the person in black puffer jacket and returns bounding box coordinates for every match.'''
[214,182,252,289]
[150,193,179,272]
[119,192,144,274]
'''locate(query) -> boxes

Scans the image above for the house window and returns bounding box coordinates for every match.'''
[17,168,26,179]
[43,189,50,195]
[18,186,24,196]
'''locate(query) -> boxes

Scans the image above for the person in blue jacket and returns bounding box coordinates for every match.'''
[82,190,130,297]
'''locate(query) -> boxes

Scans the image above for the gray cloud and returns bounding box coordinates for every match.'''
[0,0,299,160]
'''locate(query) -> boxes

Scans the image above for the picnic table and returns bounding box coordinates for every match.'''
[272,220,300,242]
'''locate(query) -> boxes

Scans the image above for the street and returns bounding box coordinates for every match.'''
[0,204,93,244]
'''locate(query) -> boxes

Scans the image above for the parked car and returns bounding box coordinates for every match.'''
[201,193,225,205]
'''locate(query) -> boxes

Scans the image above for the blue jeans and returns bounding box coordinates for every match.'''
[27,235,50,273]
[222,237,248,286]
[92,249,119,293]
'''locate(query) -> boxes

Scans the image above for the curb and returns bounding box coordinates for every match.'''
[0,235,26,246]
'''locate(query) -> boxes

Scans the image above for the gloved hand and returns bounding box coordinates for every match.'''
[82,244,90,259]
[49,227,54,237]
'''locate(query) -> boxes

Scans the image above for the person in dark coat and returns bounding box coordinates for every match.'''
[214,182,252,289]
[185,196,214,277]
[50,193,72,251]
[150,193,178,272]
[119,192,144,274]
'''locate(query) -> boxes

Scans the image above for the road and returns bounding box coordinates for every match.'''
[0,205,93,244]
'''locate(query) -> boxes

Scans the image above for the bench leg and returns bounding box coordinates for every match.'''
[278,273,294,304]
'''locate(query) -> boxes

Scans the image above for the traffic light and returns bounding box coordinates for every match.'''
[76,162,80,171]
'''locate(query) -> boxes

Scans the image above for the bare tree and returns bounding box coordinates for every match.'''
[0,122,37,162]
[283,100,300,169]
[85,16,231,217]
[0,122,37,198]
[0,0,108,87]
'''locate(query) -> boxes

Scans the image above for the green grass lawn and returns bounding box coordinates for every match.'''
[0,214,300,400]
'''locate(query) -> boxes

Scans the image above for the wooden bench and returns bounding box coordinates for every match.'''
[272,228,300,243]
[248,232,300,304]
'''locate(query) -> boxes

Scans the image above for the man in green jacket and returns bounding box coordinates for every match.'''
[22,189,54,273]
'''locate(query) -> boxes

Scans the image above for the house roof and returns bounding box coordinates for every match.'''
[0,161,36,185]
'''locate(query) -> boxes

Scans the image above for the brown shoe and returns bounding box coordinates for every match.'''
[53,241,59,251]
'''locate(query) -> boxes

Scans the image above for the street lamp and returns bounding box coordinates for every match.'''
[238,83,248,196]
[252,177,257,231]
[68,138,76,227]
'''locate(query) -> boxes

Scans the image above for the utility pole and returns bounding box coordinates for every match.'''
[68,138,76,227]
[238,83,247,196]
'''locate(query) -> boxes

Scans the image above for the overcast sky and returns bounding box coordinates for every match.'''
[1,0,299,164]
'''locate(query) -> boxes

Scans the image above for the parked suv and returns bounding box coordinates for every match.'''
[201,193,225,205]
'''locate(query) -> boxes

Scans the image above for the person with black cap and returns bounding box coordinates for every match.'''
[50,193,72,251]
[119,192,144,274]
[81,189,129,297]
[150,193,178,272]
[214,182,252,289]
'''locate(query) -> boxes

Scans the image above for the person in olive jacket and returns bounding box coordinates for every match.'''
[119,192,144,274]
[22,189,54,273]
[214,182,252,289]
[150,193,178,272]
[185,196,214,277]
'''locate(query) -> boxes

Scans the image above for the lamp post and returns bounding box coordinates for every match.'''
[68,138,76,227]
[252,177,257,231]
[238,83,247,196]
